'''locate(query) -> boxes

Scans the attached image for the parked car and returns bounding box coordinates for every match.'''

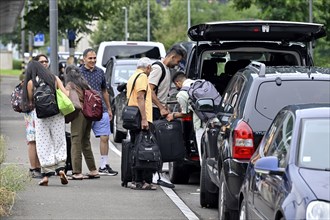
[239,103,330,220]
[104,57,139,142]
[96,41,166,72]
[198,63,330,218]
[168,20,326,185]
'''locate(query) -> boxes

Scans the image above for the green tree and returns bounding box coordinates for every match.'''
[154,0,259,49]
[128,0,162,41]
[23,0,131,40]
[90,0,162,47]
[232,0,330,67]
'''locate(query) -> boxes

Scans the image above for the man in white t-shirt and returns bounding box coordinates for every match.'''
[148,45,186,120]
[148,45,186,188]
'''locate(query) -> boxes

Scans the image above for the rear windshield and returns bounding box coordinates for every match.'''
[111,64,136,85]
[256,80,330,119]
[298,118,330,170]
[102,46,161,66]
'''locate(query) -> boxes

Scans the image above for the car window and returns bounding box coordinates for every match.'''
[256,80,330,120]
[298,118,330,170]
[265,112,294,168]
[102,46,161,68]
[220,76,245,113]
[111,64,136,84]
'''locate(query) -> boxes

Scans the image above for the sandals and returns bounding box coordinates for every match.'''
[59,170,68,185]
[134,182,157,190]
[83,173,100,179]
[68,174,84,180]
[38,179,48,186]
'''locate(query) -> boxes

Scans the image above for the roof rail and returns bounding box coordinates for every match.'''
[248,61,266,77]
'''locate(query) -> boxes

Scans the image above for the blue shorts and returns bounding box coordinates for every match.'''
[92,112,111,137]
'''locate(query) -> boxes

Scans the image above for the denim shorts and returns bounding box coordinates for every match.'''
[92,112,111,137]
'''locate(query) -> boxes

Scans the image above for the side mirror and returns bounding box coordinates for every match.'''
[255,156,285,176]
[195,98,214,112]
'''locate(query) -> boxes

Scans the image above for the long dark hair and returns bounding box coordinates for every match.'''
[65,65,90,90]
[22,60,56,104]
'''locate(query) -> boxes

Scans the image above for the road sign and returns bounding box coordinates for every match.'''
[34,33,45,46]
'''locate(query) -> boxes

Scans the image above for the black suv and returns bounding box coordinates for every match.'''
[198,63,330,218]
[168,21,326,185]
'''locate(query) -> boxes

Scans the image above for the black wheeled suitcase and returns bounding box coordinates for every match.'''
[121,139,134,187]
[65,131,72,174]
[153,119,185,162]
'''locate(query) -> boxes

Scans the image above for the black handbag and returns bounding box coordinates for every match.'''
[122,73,144,130]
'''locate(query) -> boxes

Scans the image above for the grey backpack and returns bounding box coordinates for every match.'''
[181,79,221,122]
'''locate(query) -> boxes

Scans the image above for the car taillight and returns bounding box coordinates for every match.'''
[181,115,192,121]
[233,121,254,160]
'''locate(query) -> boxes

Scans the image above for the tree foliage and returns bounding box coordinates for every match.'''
[23,0,131,38]
[232,0,330,66]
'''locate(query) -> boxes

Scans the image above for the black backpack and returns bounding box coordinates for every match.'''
[152,61,166,95]
[34,78,59,118]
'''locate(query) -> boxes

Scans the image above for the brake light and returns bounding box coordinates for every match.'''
[233,121,254,159]
[181,115,192,121]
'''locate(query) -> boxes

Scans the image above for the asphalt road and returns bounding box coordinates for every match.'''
[0,75,218,220]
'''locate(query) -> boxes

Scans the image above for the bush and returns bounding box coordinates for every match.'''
[13,59,23,70]
[0,135,30,217]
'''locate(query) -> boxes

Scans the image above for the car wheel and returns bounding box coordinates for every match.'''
[168,161,190,184]
[219,168,229,220]
[239,197,247,220]
[113,114,126,143]
[200,153,218,208]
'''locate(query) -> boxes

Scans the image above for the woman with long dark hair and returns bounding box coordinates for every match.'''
[65,65,99,180]
[22,60,69,186]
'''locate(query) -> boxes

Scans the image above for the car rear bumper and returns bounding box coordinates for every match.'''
[223,158,249,210]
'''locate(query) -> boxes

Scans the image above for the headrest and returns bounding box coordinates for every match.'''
[202,59,218,76]
[224,60,251,76]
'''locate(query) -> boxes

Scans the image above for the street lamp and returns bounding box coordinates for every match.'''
[122,7,128,41]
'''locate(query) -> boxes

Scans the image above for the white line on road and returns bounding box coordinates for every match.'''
[109,140,200,220]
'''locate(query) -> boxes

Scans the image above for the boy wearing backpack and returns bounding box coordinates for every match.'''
[166,71,220,166]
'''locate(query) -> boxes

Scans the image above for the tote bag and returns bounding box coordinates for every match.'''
[56,89,75,116]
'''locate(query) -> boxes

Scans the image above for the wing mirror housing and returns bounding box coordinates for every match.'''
[195,98,215,112]
[255,156,285,176]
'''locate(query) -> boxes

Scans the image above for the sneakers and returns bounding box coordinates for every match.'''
[98,164,118,176]
[29,168,42,179]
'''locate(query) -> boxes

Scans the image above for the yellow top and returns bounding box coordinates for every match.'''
[126,69,153,123]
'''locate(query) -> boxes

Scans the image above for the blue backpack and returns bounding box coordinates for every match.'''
[181,79,221,122]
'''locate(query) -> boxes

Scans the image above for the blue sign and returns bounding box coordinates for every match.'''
[34,33,45,46]
[67,29,76,41]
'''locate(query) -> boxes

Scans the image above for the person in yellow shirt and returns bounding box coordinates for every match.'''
[126,57,156,190]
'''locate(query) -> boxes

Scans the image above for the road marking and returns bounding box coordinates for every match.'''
[109,140,122,156]
[161,186,199,220]
[109,140,199,220]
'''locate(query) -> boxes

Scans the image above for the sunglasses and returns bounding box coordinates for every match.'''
[39,60,49,64]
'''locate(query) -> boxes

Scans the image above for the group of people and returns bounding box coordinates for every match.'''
[126,45,191,190]
[20,44,205,190]
[21,49,118,186]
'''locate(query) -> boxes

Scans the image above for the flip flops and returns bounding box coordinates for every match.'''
[83,173,100,179]
[59,170,68,185]
[68,174,84,180]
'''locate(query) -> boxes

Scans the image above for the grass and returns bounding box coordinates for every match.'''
[0,69,22,76]
[0,135,30,217]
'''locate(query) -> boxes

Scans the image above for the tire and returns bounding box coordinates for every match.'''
[239,197,247,220]
[200,153,218,208]
[168,161,190,184]
[113,114,126,143]
[219,168,229,220]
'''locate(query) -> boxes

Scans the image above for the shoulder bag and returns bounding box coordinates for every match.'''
[122,73,143,131]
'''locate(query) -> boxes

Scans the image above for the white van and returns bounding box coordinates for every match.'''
[96,41,166,71]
